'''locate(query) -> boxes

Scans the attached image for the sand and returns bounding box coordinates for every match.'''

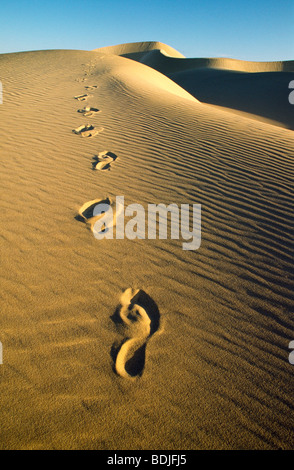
[0,42,293,450]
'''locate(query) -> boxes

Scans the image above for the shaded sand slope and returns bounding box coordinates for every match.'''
[95,43,294,129]
[142,53,294,129]
[168,68,294,130]
[138,52,294,74]
[0,48,294,450]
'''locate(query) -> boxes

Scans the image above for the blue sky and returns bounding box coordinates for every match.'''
[0,0,293,60]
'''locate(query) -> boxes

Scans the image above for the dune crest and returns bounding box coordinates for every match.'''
[92,40,185,60]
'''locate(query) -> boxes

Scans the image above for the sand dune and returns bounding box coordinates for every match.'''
[0,43,293,450]
[94,43,294,129]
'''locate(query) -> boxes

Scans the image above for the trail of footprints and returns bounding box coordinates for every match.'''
[73,73,159,379]
[72,84,117,165]
[73,88,103,139]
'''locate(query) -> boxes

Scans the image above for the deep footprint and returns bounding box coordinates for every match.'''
[72,124,104,138]
[111,288,160,379]
[77,197,111,220]
[92,151,118,171]
[78,106,100,117]
[76,197,123,236]
[85,85,98,90]
[74,94,91,101]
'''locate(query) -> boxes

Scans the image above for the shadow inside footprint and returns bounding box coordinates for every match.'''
[134,290,160,336]
[125,343,147,378]
[110,340,146,377]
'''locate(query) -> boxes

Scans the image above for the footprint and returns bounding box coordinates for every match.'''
[72,124,104,138]
[76,197,123,236]
[78,106,100,117]
[111,288,160,379]
[92,151,118,171]
[74,94,91,101]
[77,197,111,222]
[85,85,98,90]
